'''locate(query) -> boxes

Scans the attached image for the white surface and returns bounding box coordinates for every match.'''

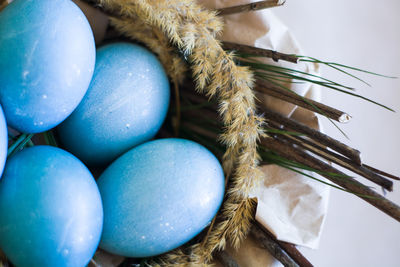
[273,1,400,267]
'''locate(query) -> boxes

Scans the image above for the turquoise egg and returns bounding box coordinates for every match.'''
[58,43,170,165]
[0,0,95,133]
[0,146,103,267]
[97,138,225,257]
[0,105,6,177]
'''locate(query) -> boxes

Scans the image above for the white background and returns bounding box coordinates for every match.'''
[274,1,400,266]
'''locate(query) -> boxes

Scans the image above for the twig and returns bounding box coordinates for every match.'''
[272,131,393,191]
[217,0,286,16]
[262,108,361,164]
[256,81,351,123]
[261,137,400,222]
[216,251,241,267]
[251,224,299,267]
[223,42,298,64]
[278,242,313,267]
[362,164,400,181]
[177,96,400,220]
[255,223,313,267]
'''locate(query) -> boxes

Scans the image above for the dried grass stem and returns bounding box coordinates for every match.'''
[255,81,351,123]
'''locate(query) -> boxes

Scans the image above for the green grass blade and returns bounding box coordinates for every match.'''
[7,134,34,158]
[298,56,397,79]
[299,58,372,86]
[241,59,356,91]
[44,131,58,146]
[244,59,395,112]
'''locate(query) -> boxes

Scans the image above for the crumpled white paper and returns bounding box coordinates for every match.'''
[200,0,330,249]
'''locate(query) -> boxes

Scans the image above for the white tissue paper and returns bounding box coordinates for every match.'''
[200,0,330,250]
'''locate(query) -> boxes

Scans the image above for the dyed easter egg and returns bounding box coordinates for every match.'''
[58,42,170,165]
[0,105,6,177]
[0,146,103,267]
[0,0,95,133]
[97,138,225,257]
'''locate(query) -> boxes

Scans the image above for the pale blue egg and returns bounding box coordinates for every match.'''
[58,42,170,166]
[97,138,225,257]
[0,105,6,177]
[0,0,95,133]
[0,146,103,267]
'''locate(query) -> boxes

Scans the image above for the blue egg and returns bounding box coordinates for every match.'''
[0,0,95,133]
[0,146,103,267]
[97,138,225,257]
[0,105,6,177]
[58,43,170,165]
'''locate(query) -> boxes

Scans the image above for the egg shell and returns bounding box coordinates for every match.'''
[0,0,95,133]
[0,146,103,267]
[97,138,225,257]
[0,105,6,177]
[58,42,170,165]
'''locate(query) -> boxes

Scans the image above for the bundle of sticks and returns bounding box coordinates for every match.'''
[178,79,399,266]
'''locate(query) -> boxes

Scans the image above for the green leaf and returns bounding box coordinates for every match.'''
[238,55,395,112]
[43,131,58,146]
[7,134,34,158]
[297,56,397,79]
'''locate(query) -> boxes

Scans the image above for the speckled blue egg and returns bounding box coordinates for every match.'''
[0,0,95,133]
[0,105,7,177]
[0,146,103,267]
[97,138,225,257]
[58,42,170,166]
